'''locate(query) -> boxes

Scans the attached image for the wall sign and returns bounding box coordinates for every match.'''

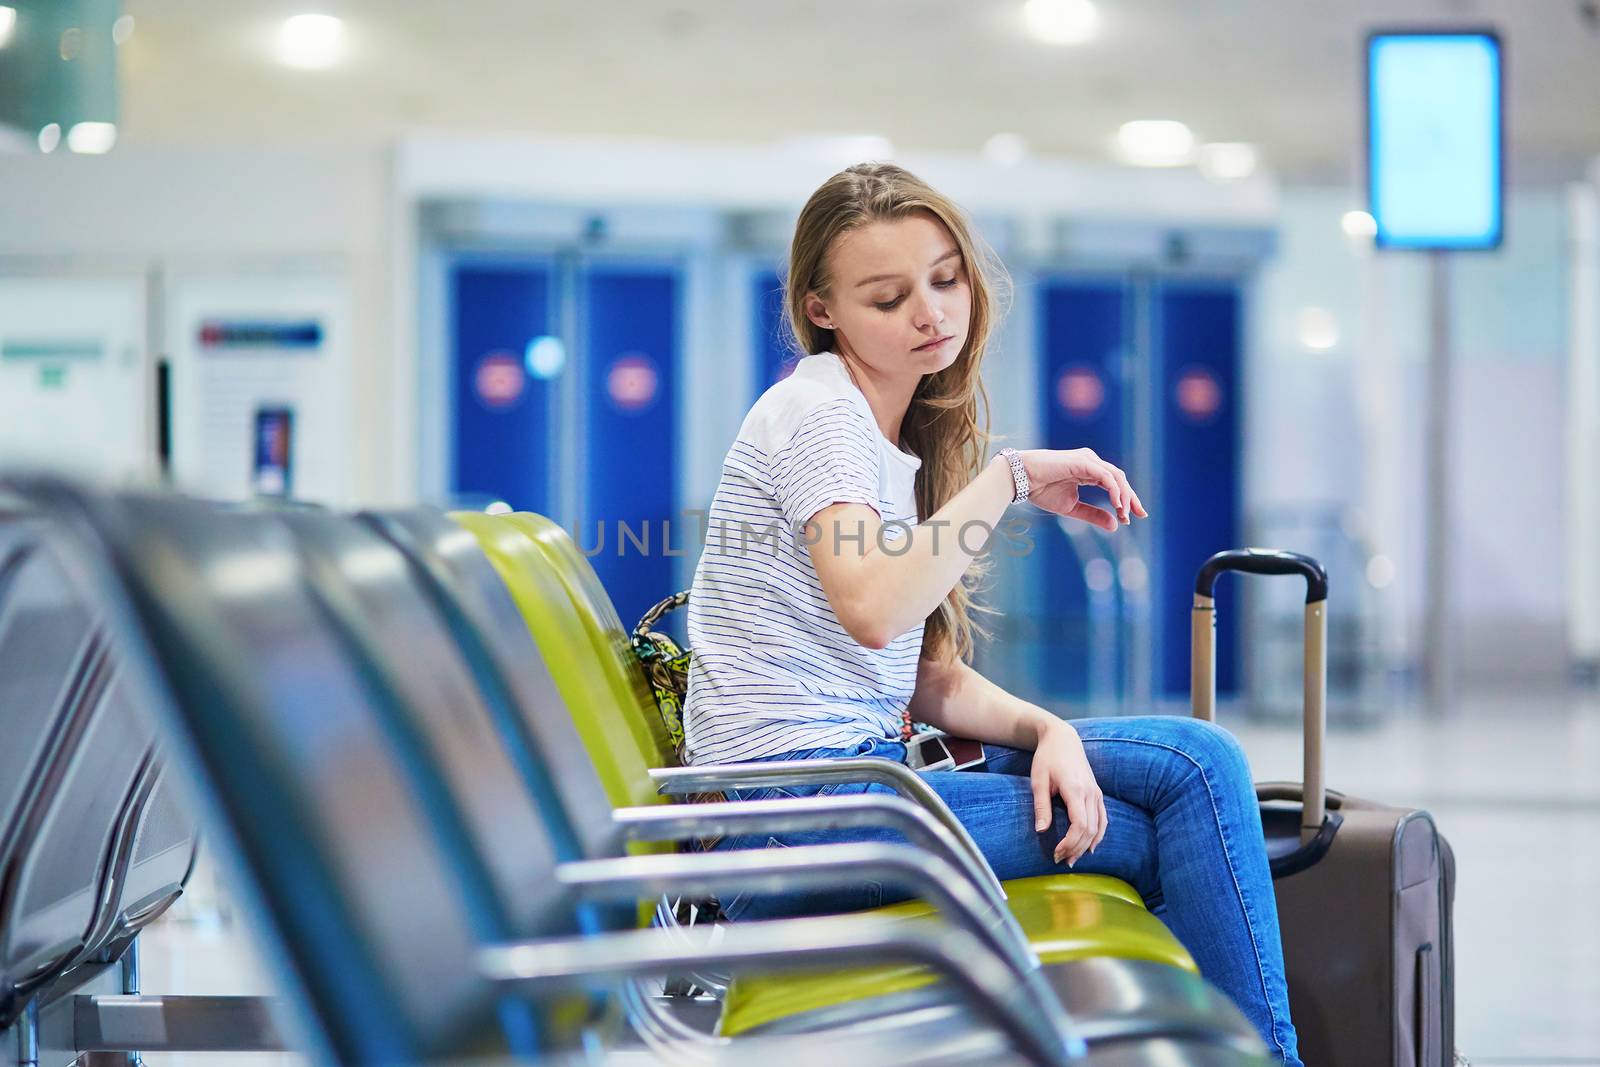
[1367,30,1504,250]
[474,351,527,410]
[1175,366,1223,424]
[1055,364,1106,418]
[606,352,659,413]
[198,320,323,351]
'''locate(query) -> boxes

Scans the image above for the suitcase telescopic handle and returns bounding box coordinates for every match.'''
[1191,549,1329,843]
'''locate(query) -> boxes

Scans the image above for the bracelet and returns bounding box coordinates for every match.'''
[997,447,1030,504]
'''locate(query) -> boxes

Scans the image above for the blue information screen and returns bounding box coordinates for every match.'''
[1367,32,1502,251]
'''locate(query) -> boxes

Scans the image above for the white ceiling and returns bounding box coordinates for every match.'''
[118,0,1600,181]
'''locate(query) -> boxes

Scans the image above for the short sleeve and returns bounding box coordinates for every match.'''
[769,399,881,530]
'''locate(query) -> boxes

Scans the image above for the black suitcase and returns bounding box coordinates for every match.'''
[1192,549,1457,1067]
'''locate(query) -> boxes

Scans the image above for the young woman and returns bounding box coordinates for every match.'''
[682,162,1301,1066]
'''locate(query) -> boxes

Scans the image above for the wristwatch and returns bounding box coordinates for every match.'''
[997,447,1030,504]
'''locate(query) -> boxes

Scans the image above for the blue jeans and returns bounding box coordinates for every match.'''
[707,716,1302,1066]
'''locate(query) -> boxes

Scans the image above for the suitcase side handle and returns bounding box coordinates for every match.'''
[1191,549,1328,843]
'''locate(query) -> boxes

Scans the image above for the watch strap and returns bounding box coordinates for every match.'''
[998,447,1030,504]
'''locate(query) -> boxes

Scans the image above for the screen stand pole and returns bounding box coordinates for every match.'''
[1423,251,1453,716]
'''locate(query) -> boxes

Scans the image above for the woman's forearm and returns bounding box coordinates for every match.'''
[908,655,1070,751]
[827,454,1017,647]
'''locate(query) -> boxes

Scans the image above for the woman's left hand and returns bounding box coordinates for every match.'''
[1031,721,1109,867]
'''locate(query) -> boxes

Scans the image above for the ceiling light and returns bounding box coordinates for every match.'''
[1022,0,1099,44]
[1114,120,1195,167]
[1197,142,1257,181]
[112,14,134,45]
[277,13,345,69]
[66,121,116,154]
[1341,210,1377,240]
[1296,307,1339,352]
[0,6,15,49]
[37,123,60,153]
[982,132,1029,167]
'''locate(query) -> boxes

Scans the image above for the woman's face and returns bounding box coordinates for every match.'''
[805,211,971,383]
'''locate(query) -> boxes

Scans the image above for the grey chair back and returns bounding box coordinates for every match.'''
[359,509,621,864]
[272,508,591,941]
[21,483,530,1063]
[0,523,156,1024]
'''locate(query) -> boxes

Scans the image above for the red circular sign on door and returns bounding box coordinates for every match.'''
[1056,365,1106,419]
[475,351,527,410]
[607,353,659,413]
[1175,367,1223,424]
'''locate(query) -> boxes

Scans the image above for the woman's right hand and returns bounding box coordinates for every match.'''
[1022,448,1148,532]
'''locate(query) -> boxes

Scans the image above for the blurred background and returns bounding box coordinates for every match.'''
[2,1,1598,1062]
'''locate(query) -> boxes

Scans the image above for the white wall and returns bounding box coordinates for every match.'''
[0,146,394,503]
[1249,186,1574,686]
[1568,177,1600,672]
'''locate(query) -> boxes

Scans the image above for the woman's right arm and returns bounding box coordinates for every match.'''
[810,449,1144,649]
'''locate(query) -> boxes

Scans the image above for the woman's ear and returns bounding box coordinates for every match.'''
[803,293,835,331]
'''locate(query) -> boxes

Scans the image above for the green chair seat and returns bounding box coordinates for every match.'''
[720,874,1196,1037]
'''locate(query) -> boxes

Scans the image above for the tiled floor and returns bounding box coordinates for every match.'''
[1230,686,1600,1065]
[136,686,1600,1065]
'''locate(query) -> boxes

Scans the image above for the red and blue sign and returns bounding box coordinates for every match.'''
[475,351,527,410]
[1174,366,1223,424]
[1055,364,1106,419]
[606,353,659,413]
[199,320,322,351]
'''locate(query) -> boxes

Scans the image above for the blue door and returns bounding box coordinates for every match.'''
[450,261,556,513]
[752,268,795,398]
[449,255,683,632]
[1156,282,1242,698]
[582,263,681,630]
[1036,278,1131,708]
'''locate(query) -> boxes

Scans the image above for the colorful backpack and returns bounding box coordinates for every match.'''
[629,590,695,760]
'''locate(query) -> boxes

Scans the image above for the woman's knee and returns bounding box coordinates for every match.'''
[1157,717,1253,787]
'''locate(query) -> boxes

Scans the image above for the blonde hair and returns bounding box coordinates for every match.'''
[784,162,1011,664]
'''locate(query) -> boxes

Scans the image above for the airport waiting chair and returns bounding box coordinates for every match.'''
[366,511,1195,1056]
[315,508,1260,1062]
[14,482,540,1063]
[283,506,1118,1063]
[444,512,1263,1051]
[0,517,199,1034]
[20,481,1176,1067]
[0,507,202,1067]
[357,508,625,864]
[280,505,1269,1064]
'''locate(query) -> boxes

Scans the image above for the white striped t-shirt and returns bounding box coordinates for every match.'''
[683,350,925,766]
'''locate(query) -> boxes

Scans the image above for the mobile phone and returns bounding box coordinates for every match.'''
[945,735,987,771]
[906,732,955,773]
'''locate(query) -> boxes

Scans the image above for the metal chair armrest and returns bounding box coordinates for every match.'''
[552,843,1037,975]
[480,912,1083,1067]
[612,793,1016,935]
[649,757,1003,901]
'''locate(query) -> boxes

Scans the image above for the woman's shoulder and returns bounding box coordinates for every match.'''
[738,353,873,452]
